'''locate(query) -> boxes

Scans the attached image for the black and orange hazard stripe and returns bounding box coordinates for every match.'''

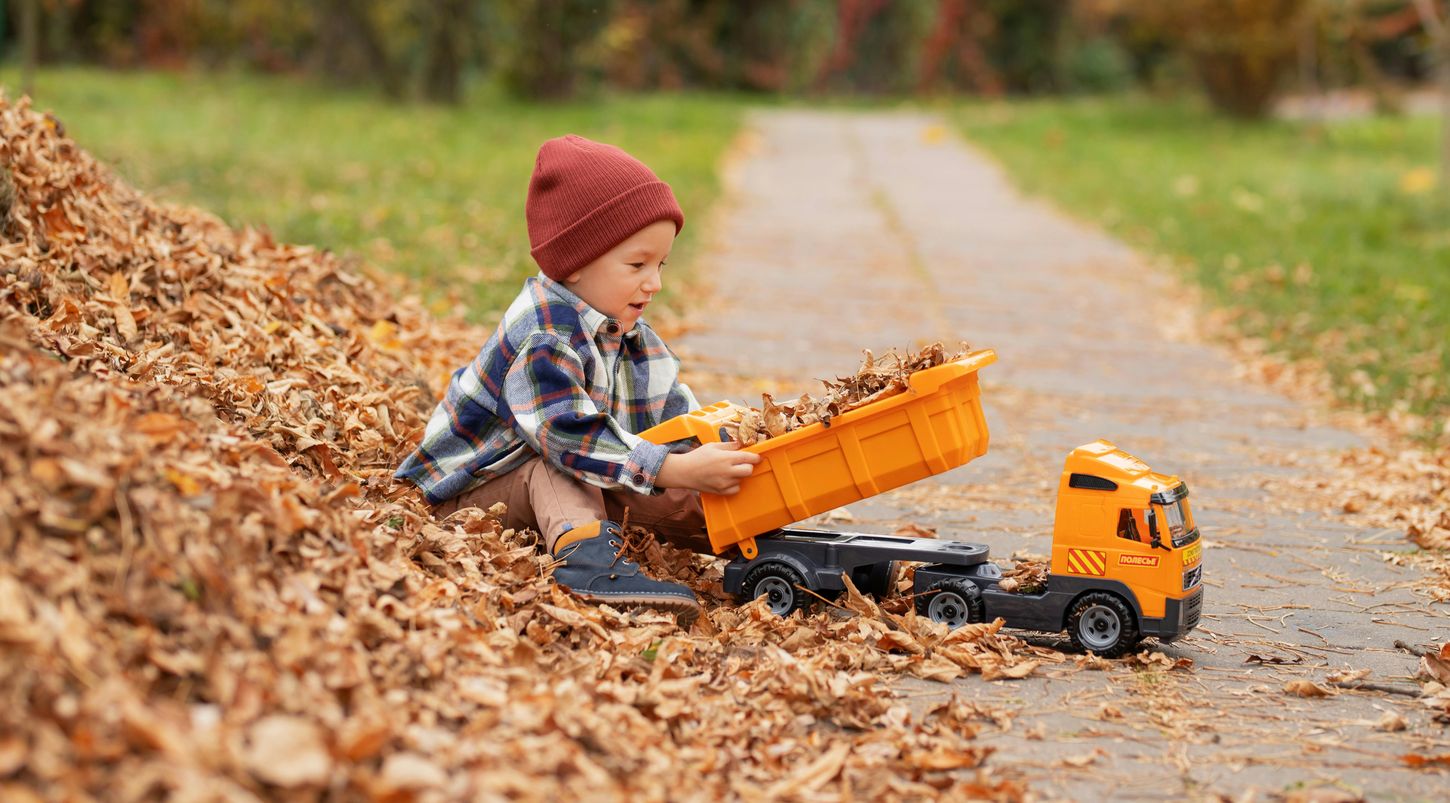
[1066,548,1108,577]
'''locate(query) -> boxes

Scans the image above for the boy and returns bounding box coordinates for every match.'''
[395,135,759,624]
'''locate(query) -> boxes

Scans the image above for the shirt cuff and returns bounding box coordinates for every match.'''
[621,440,670,495]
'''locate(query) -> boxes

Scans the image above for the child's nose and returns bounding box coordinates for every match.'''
[643,267,663,293]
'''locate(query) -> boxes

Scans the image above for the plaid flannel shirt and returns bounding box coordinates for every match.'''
[395,275,698,505]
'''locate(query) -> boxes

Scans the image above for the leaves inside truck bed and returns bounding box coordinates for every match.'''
[727,342,972,445]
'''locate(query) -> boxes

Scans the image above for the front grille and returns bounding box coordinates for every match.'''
[1182,564,1202,591]
[1182,589,1203,630]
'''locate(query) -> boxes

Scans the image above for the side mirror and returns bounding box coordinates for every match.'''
[1146,507,1167,551]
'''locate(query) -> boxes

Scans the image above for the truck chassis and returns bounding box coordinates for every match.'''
[728,527,1204,658]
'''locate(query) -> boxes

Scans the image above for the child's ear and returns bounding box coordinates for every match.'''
[565,272,582,284]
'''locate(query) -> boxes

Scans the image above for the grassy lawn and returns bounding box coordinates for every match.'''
[952,97,1448,438]
[0,67,747,318]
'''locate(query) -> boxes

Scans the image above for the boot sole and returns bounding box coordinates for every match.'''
[568,589,702,628]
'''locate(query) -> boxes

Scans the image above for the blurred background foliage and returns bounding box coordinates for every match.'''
[0,0,1444,432]
[0,0,1442,115]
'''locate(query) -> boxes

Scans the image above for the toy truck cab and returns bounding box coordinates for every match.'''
[910,440,1204,656]
[1048,440,1203,654]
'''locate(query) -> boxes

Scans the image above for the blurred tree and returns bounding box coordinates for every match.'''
[19,0,38,96]
[207,0,317,73]
[420,0,476,103]
[981,0,1069,92]
[917,0,1075,95]
[723,0,836,92]
[495,0,613,99]
[598,0,835,93]
[316,0,403,97]
[1410,0,1448,199]
[1073,0,1178,88]
[1116,0,1308,117]
[1314,0,1428,109]
[598,0,720,90]
[917,0,1003,95]
[1060,0,1138,93]
[817,0,935,94]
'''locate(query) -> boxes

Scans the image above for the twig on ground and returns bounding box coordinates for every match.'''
[1395,639,1433,657]
[1330,680,1422,698]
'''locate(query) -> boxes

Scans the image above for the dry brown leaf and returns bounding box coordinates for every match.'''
[764,741,852,797]
[0,735,26,776]
[378,752,449,792]
[1284,679,1336,698]
[244,715,332,787]
[1247,653,1303,665]
[1130,651,1194,671]
[1401,752,1450,769]
[1376,711,1409,732]
[1058,749,1105,768]
[1326,667,1372,684]
[892,522,938,539]
[1418,647,1450,685]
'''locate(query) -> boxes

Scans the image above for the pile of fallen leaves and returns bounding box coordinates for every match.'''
[0,95,1057,800]
[728,343,969,445]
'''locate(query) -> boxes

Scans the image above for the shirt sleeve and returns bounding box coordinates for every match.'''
[663,380,700,419]
[501,333,669,494]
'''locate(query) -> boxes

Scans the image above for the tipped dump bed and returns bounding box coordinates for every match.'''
[640,349,996,558]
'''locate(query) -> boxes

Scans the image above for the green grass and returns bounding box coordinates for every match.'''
[951,96,1448,437]
[1,67,748,318]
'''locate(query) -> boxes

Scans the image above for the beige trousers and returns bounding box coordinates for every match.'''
[431,457,710,554]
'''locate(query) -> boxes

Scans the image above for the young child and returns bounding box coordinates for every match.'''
[395,135,759,623]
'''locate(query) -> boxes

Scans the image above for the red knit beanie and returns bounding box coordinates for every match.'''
[526,135,685,282]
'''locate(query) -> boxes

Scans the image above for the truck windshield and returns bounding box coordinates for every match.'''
[1158,499,1191,546]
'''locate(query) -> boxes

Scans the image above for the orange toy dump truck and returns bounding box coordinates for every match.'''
[639,349,1203,657]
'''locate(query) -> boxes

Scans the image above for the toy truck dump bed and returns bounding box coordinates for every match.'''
[639,349,996,558]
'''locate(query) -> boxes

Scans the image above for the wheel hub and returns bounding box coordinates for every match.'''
[1079,604,1121,649]
[756,577,794,615]
[928,591,970,628]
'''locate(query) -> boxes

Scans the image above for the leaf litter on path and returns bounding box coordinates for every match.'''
[0,95,1054,800]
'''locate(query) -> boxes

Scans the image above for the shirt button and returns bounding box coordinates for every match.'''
[632,473,647,486]
[605,322,620,335]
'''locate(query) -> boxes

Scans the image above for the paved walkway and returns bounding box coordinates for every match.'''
[680,110,1448,800]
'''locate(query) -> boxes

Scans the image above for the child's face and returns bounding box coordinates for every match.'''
[565,219,675,333]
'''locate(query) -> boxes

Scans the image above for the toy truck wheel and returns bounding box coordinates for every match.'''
[915,578,984,629]
[1067,592,1142,658]
[742,563,810,617]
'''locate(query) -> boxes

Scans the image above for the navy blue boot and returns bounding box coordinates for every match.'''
[551,521,702,626]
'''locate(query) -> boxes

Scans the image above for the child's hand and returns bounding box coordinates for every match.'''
[657,442,762,495]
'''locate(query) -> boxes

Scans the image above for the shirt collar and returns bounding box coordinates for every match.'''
[536,273,644,341]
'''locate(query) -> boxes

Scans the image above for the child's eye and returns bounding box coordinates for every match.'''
[628,262,645,269]
[659,260,668,270]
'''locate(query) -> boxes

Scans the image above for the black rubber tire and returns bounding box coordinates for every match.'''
[915,578,984,629]
[852,560,901,599]
[741,562,810,617]
[1066,592,1142,658]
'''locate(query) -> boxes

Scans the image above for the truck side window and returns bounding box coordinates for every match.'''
[1116,509,1141,542]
